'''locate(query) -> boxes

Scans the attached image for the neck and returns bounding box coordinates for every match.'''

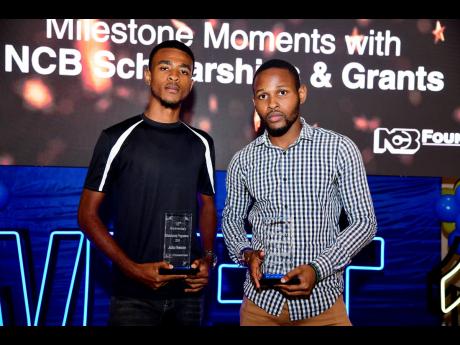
[144,98,181,123]
[268,118,302,150]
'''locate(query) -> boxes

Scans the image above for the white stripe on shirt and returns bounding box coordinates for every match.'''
[98,120,143,191]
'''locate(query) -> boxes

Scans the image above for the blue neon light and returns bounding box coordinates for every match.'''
[216,237,385,309]
[34,230,85,326]
[83,239,90,326]
[2,230,382,323]
[0,231,32,326]
[345,236,385,315]
[217,264,244,304]
[62,232,84,326]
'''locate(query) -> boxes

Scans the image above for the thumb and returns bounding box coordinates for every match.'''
[190,259,200,269]
[280,269,295,283]
[258,250,265,260]
[159,261,173,269]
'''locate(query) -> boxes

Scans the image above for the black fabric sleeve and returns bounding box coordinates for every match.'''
[84,131,114,193]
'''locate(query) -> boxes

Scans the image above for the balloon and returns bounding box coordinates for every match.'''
[435,195,459,222]
[0,182,9,210]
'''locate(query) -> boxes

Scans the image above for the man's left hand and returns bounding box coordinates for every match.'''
[184,259,209,293]
[274,264,317,297]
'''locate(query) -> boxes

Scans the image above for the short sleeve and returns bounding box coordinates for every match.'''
[84,131,115,193]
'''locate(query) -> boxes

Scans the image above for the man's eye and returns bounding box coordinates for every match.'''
[258,94,266,100]
[181,70,190,75]
[279,90,287,95]
[160,66,169,71]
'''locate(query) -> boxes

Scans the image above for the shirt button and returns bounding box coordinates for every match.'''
[282,151,287,155]
[284,204,288,209]
[283,177,287,182]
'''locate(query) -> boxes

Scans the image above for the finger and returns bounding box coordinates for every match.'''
[157,282,166,287]
[283,291,310,297]
[280,270,299,283]
[185,278,208,284]
[276,286,311,296]
[184,287,204,293]
[275,284,297,292]
[184,281,205,288]
[185,283,201,289]
[153,282,167,289]
[188,270,208,278]
[161,274,187,281]
[158,261,174,269]
[251,272,261,289]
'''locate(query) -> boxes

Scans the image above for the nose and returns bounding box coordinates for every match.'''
[268,100,279,111]
[168,70,179,82]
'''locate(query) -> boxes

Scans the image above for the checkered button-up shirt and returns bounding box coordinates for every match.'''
[222,117,377,320]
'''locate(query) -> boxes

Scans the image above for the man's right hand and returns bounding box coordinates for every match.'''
[243,249,265,290]
[131,261,187,290]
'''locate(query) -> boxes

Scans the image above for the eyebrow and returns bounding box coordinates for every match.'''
[157,60,171,66]
[255,85,289,93]
[157,60,192,71]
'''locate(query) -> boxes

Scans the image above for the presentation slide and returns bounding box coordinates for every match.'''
[1,19,458,176]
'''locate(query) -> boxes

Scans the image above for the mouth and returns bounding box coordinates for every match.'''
[165,83,180,93]
[267,112,285,123]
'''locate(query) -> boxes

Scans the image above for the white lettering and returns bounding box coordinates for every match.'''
[342,62,445,91]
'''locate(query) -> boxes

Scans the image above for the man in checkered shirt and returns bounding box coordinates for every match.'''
[222,59,377,326]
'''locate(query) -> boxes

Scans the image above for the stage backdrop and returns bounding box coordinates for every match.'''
[0,167,441,326]
[1,19,459,176]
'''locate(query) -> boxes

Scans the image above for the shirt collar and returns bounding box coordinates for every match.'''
[254,116,314,147]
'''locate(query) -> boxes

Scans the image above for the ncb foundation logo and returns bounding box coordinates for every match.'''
[374,128,460,154]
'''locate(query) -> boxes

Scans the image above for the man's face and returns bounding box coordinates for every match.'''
[145,48,194,108]
[253,68,306,137]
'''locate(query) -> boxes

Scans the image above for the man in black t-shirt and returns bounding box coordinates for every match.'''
[78,40,217,326]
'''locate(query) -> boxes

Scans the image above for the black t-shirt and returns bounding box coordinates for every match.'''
[84,113,215,298]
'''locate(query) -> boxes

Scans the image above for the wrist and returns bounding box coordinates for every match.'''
[309,262,321,283]
[239,247,253,266]
[203,249,218,269]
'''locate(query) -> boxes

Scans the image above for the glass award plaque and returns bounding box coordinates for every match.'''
[159,211,198,275]
[260,216,299,287]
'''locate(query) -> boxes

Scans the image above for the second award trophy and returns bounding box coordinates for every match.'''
[260,216,300,287]
[159,211,199,275]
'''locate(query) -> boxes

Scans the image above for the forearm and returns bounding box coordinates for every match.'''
[199,199,217,252]
[78,212,138,278]
[222,153,252,263]
[222,215,252,264]
[311,216,377,281]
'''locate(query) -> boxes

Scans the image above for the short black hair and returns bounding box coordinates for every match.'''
[252,59,300,92]
[148,40,195,71]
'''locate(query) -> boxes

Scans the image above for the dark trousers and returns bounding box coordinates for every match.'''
[108,295,204,326]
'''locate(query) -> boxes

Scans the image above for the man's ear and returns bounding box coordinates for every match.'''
[299,84,307,104]
[190,79,195,91]
[144,68,151,86]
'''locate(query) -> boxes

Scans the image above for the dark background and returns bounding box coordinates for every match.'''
[1,19,459,176]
